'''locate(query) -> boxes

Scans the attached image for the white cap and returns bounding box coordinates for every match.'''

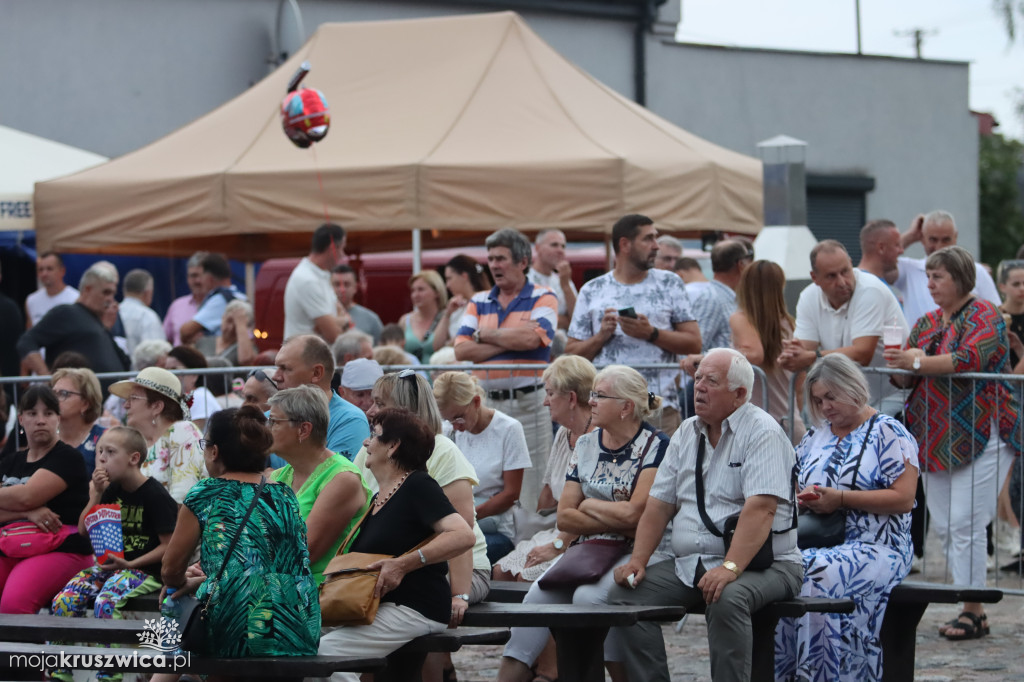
[340,358,383,391]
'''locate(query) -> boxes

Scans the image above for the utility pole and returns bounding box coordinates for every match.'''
[894,27,937,58]
[855,0,862,54]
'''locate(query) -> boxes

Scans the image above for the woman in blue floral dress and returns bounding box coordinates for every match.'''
[775,354,919,682]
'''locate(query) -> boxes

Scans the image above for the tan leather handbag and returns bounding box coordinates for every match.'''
[319,507,388,626]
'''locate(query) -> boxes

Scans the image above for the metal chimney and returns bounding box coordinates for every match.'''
[757,134,808,226]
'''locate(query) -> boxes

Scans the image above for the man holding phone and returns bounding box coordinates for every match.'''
[567,214,701,435]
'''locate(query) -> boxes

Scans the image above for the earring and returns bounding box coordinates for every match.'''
[152,418,157,426]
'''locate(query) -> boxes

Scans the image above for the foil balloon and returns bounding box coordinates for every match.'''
[281,87,330,148]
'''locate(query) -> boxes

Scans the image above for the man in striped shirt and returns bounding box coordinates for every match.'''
[608,348,802,682]
[454,228,558,511]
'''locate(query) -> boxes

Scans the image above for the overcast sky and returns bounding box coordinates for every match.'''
[675,0,1023,139]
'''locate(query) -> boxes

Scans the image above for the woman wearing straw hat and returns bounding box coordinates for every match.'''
[109,367,207,503]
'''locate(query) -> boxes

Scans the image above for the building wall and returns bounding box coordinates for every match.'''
[645,40,979,255]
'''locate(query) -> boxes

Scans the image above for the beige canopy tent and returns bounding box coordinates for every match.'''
[35,11,762,259]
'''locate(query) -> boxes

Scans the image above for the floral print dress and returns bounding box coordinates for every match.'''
[140,420,207,503]
[184,478,320,657]
[775,414,919,682]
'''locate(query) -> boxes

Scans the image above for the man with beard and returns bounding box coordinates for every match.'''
[779,240,905,412]
[567,214,701,434]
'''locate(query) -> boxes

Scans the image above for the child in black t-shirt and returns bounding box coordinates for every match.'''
[51,426,178,642]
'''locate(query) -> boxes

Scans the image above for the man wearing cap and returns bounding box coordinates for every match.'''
[454,228,558,510]
[273,334,369,461]
[339,358,382,414]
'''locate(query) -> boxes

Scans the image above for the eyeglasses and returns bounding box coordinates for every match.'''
[199,439,211,449]
[590,391,626,402]
[247,369,278,390]
[123,394,148,406]
[266,417,299,428]
[54,390,82,401]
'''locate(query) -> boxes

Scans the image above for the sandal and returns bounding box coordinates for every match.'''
[942,612,989,641]
[938,611,982,636]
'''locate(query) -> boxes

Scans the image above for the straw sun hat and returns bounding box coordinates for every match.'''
[108,367,192,422]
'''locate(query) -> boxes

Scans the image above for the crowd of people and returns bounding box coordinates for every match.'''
[0,210,1019,682]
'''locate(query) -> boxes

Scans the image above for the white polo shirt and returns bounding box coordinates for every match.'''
[283,257,336,339]
[794,268,908,373]
[894,256,1000,328]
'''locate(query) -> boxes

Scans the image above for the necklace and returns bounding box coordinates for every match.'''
[568,414,593,451]
[373,472,409,511]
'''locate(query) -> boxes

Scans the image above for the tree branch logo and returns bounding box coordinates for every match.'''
[137,618,182,653]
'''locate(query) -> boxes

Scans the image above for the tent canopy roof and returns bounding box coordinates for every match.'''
[36,11,762,259]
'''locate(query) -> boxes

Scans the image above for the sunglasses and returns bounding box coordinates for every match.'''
[398,368,419,404]
[247,369,278,390]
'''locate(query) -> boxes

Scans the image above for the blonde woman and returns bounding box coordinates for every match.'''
[398,270,448,362]
[433,371,531,564]
[50,367,106,475]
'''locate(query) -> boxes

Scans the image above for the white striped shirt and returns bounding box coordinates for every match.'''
[650,401,800,586]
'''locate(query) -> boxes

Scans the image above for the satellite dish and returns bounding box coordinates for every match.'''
[270,0,306,69]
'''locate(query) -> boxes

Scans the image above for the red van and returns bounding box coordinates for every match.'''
[252,244,709,352]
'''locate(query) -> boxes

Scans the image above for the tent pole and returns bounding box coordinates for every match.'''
[412,229,422,274]
[245,261,255,300]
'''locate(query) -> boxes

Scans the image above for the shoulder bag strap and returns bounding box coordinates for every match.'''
[212,476,266,583]
[694,435,723,537]
[332,500,375,559]
[846,413,880,492]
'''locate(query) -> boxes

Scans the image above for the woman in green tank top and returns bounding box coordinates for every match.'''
[266,385,371,584]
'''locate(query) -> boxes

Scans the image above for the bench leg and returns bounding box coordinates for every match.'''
[378,649,427,682]
[750,611,780,682]
[550,626,608,682]
[881,603,927,682]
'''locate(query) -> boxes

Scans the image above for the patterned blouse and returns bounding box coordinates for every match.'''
[905,298,1022,472]
[140,420,208,503]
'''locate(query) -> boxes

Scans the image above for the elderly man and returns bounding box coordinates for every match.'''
[119,268,165,356]
[528,229,577,330]
[338,357,382,414]
[284,223,346,343]
[607,348,801,682]
[455,227,558,509]
[567,214,701,434]
[25,251,78,329]
[654,234,683,271]
[163,251,208,345]
[895,210,999,326]
[272,334,369,461]
[18,263,129,387]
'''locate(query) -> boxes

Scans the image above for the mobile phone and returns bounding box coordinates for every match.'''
[618,307,638,319]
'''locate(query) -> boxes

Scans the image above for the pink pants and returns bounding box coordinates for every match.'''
[0,551,94,614]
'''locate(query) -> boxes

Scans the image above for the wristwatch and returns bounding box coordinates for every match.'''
[452,593,470,601]
[647,328,660,343]
[912,355,921,372]
[722,560,742,577]
[552,538,565,551]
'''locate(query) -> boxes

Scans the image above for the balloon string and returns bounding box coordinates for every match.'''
[311,144,330,224]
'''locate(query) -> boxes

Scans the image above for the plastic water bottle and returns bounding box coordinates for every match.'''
[160,588,184,655]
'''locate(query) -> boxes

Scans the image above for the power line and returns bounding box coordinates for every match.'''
[894,27,939,58]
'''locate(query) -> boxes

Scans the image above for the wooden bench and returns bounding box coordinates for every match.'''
[461,602,684,682]
[484,581,854,682]
[882,581,1003,682]
[0,614,506,682]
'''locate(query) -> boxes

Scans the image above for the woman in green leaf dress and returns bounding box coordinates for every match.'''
[160,404,320,663]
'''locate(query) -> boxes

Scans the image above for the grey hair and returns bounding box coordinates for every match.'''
[223,299,254,327]
[805,353,870,424]
[704,348,755,402]
[79,262,118,289]
[186,251,209,269]
[485,228,532,268]
[925,245,976,297]
[656,235,683,253]
[123,269,153,296]
[593,364,662,421]
[923,210,956,228]
[534,228,565,246]
[332,329,373,364]
[268,384,329,447]
[132,339,172,371]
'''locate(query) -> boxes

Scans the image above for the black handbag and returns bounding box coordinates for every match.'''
[695,435,797,571]
[176,476,266,652]
[797,414,878,550]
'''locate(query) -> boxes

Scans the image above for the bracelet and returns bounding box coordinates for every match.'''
[417,549,427,565]
[452,593,470,600]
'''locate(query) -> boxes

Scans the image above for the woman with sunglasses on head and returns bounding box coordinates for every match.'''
[50,367,107,475]
[354,369,492,682]
[109,367,206,503]
[433,371,531,565]
[497,365,671,682]
[267,385,370,585]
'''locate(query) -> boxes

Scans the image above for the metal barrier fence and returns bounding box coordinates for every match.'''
[787,366,1024,593]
